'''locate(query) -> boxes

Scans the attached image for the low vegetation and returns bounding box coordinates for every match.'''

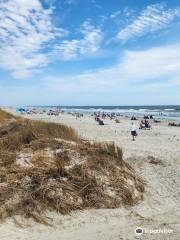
[0,108,17,124]
[0,109,144,224]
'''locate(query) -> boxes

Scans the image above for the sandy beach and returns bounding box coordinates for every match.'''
[0,108,179,240]
[1,0,180,239]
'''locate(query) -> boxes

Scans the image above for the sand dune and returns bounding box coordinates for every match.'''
[1,109,180,240]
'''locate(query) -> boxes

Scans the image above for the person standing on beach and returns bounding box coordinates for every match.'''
[130,122,138,141]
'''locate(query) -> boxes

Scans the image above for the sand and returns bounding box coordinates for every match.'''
[1,108,180,240]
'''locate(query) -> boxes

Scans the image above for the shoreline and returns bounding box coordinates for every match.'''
[4,107,180,161]
[6,106,180,121]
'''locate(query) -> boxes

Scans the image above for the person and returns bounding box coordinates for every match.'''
[98,119,104,125]
[144,119,151,129]
[115,118,120,123]
[144,115,149,119]
[95,116,104,125]
[130,122,138,141]
[139,120,145,129]
[131,116,137,120]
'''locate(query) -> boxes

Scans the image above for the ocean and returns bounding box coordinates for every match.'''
[31,105,180,121]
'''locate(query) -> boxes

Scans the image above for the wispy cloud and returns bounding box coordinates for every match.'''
[0,0,68,78]
[53,20,103,60]
[1,43,180,105]
[45,43,180,94]
[110,11,121,19]
[117,3,180,42]
[0,1,103,78]
[91,0,102,9]
[64,0,79,5]
[110,8,134,20]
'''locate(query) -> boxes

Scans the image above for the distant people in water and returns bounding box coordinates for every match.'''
[130,122,138,141]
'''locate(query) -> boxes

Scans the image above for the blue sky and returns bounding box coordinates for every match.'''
[0,0,180,106]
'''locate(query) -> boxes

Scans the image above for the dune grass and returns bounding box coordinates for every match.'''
[0,108,17,124]
[0,118,79,151]
[0,110,144,224]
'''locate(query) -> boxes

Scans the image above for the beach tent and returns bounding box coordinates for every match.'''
[17,108,26,112]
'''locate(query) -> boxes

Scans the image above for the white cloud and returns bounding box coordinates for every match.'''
[117,3,180,42]
[45,43,180,94]
[110,11,121,19]
[64,0,78,5]
[0,0,67,78]
[110,8,133,20]
[119,44,180,82]
[0,1,103,78]
[53,21,103,60]
[1,43,180,105]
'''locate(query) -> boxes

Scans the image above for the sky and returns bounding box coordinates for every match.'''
[0,0,180,106]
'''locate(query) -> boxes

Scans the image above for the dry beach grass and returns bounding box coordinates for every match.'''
[0,109,18,124]
[0,109,144,224]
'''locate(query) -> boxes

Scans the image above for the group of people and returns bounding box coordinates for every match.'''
[94,111,153,141]
[17,107,62,116]
[94,113,121,125]
[131,119,152,141]
[139,119,151,129]
[93,111,120,120]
